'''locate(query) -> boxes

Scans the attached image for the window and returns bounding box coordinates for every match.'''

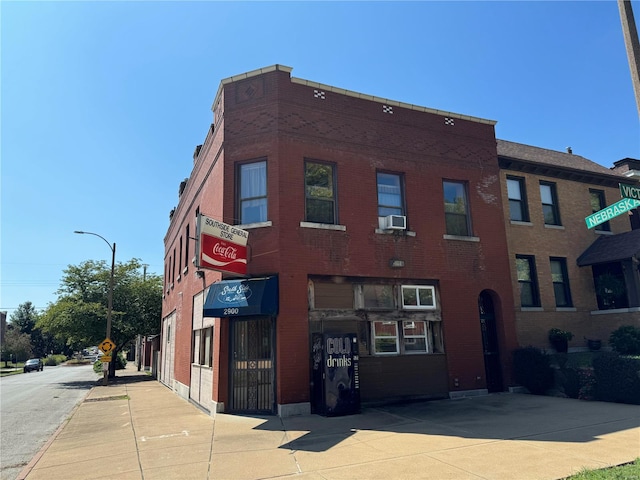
[401,285,436,310]
[593,263,629,310]
[516,255,540,307]
[238,160,267,224]
[184,224,190,268]
[172,248,176,282]
[191,330,199,363]
[443,181,470,236]
[507,177,529,222]
[403,321,427,353]
[372,321,399,354]
[371,319,442,355]
[540,182,561,225]
[193,327,213,367]
[200,327,213,367]
[550,257,572,307]
[362,284,395,309]
[178,236,183,273]
[377,172,404,217]
[590,189,610,232]
[305,161,336,224]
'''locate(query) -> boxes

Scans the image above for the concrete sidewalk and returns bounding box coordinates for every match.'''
[19,364,640,480]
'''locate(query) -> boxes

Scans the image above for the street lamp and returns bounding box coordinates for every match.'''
[74,230,115,385]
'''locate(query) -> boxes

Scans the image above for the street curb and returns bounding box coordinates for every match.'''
[15,385,96,480]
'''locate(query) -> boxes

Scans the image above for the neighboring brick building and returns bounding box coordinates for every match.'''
[497,141,640,351]
[161,65,520,416]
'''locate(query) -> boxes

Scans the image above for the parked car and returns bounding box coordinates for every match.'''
[23,358,43,373]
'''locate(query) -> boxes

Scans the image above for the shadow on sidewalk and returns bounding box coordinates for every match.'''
[104,373,156,385]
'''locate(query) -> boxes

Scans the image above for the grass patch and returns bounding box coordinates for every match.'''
[564,459,640,479]
[85,395,130,402]
[66,358,93,365]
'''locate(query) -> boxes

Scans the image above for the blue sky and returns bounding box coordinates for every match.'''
[2,1,639,317]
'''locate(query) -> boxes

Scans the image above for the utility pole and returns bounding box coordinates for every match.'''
[619,0,640,117]
[138,263,149,371]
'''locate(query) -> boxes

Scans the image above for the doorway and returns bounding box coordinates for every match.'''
[229,316,275,413]
[478,291,503,393]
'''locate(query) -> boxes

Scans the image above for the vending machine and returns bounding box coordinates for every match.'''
[311,332,360,416]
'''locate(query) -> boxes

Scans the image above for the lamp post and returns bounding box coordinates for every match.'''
[74,230,115,385]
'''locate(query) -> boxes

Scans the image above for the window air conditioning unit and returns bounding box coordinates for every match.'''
[384,215,407,230]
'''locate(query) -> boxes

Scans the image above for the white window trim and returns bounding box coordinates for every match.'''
[401,285,437,310]
[402,320,428,354]
[372,321,399,355]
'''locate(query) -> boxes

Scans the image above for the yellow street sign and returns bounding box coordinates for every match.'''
[100,355,112,363]
[99,338,116,354]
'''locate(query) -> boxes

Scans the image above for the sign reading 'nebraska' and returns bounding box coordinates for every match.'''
[584,197,640,229]
[197,215,249,275]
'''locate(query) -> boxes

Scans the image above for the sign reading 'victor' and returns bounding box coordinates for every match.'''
[197,214,249,275]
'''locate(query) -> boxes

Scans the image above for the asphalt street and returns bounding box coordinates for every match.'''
[0,364,99,480]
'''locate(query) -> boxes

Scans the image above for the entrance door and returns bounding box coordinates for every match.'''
[230,317,275,413]
[478,291,503,393]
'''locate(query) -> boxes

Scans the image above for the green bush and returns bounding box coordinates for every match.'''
[609,325,640,355]
[44,354,67,366]
[93,352,127,374]
[513,347,554,395]
[593,352,640,405]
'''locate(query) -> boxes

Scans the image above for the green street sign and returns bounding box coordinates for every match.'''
[619,182,640,200]
[585,197,640,229]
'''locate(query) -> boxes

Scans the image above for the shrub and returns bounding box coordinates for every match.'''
[44,357,58,366]
[593,352,640,405]
[93,352,127,374]
[513,347,554,395]
[561,367,580,399]
[44,354,67,366]
[609,325,640,355]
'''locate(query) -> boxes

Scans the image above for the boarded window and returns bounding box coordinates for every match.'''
[312,281,354,309]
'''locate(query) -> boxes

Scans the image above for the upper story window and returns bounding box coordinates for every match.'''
[377,172,404,217]
[589,189,610,232]
[443,180,471,236]
[305,160,336,224]
[516,255,540,307]
[540,181,561,226]
[401,285,436,310]
[550,257,572,307]
[507,176,529,222]
[238,160,267,224]
[184,224,190,268]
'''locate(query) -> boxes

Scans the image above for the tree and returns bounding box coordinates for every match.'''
[38,258,162,377]
[3,326,33,364]
[8,301,62,358]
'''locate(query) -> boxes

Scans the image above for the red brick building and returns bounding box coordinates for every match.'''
[161,65,520,416]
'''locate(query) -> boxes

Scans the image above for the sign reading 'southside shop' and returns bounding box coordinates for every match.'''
[197,214,249,275]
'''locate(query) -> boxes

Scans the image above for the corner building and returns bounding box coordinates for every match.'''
[161,65,519,416]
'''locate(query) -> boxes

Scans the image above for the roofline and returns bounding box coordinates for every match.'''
[210,64,497,126]
[498,154,628,188]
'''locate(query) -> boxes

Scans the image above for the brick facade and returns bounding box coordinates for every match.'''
[161,65,637,416]
[498,141,640,351]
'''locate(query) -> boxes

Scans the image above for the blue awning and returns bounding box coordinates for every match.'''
[203,276,278,317]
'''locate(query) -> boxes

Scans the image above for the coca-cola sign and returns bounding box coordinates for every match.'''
[197,215,249,275]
